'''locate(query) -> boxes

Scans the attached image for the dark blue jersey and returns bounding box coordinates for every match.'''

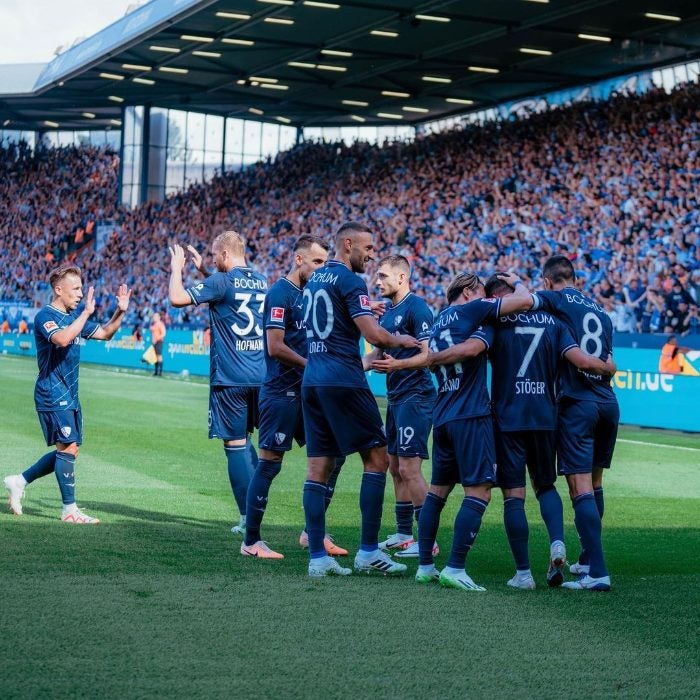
[33,304,100,411]
[429,298,499,427]
[302,260,375,389]
[262,277,306,396]
[490,311,578,431]
[532,288,616,403]
[186,267,267,387]
[379,292,436,403]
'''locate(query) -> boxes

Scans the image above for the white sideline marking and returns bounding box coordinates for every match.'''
[618,439,700,452]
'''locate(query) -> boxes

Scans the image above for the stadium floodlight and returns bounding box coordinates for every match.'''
[260,83,289,90]
[193,50,222,58]
[304,1,340,8]
[402,106,429,113]
[82,112,96,119]
[523,0,549,4]
[422,75,452,83]
[468,65,500,74]
[381,90,410,98]
[216,12,251,20]
[415,14,450,23]
[122,63,151,71]
[342,99,368,106]
[644,12,681,22]
[250,76,278,83]
[99,72,124,80]
[44,120,59,127]
[519,47,553,56]
[110,119,122,126]
[288,61,316,68]
[316,64,347,72]
[446,97,474,105]
[321,49,352,57]
[150,45,181,53]
[133,77,155,85]
[276,116,292,123]
[108,95,124,103]
[248,107,264,115]
[371,30,399,38]
[350,114,366,122]
[159,67,189,74]
[181,34,215,42]
[2,119,10,126]
[265,17,295,24]
[577,33,612,42]
[221,38,255,46]
[258,0,294,4]
[377,112,403,119]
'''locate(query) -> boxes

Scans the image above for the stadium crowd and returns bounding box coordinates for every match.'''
[0,82,699,334]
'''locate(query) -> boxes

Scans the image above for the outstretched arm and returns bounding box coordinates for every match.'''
[427,337,487,368]
[353,314,421,350]
[495,272,535,314]
[565,348,617,376]
[371,339,430,372]
[92,284,132,340]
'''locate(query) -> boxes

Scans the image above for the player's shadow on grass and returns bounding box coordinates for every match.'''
[81,501,230,528]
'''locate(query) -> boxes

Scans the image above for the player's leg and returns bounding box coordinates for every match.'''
[527,430,565,587]
[440,418,496,592]
[153,340,163,376]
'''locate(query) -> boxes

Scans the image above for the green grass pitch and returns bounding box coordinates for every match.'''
[1,355,699,699]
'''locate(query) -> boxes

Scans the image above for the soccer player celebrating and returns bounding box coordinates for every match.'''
[242,235,347,559]
[169,231,266,535]
[4,265,131,523]
[301,221,421,578]
[484,275,616,589]
[500,256,619,592]
[363,255,437,559]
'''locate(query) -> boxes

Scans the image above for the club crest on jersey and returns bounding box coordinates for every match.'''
[43,321,58,332]
[274,432,286,445]
[60,426,72,438]
[360,295,371,310]
[395,315,402,326]
[271,307,285,321]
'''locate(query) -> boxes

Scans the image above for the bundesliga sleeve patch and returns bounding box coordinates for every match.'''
[271,307,285,321]
[359,295,372,311]
[43,321,59,332]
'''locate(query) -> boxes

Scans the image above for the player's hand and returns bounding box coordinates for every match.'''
[371,353,398,373]
[115,283,132,312]
[84,286,96,315]
[186,244,203,271]
[496,271,521,288]
[371,300,386,317]
[396,333,421,349]
[604,354,617,376]
[169,243,186,272]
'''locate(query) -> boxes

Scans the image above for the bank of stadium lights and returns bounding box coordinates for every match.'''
[644,12,681,22]
[276,116,292,124]
[422,75,452,84]
[82,112,96,119]
[108,95,124,103]
[303,1,341,8]
[260,83,289,90]
[522,0,549,4]
[321,49,352,57]
[249,107,264,115]
[377,112,403,119]
[350,115,366,122]
[402,106,429,113]
[122,63,151,71]
[133,77,155,85]
[519,47,553,56]
[577,33,612,42]
[371,30,398,38]
[250,76,278,83]
[44,120,59,128]
[99,72,124,80]
[159,67,189,74]
[288,61,347,72]
[221,38,255,46]
[111,119,122,126]
[415,14,450,23]
[446,97,474,105]
[150,45,181,53]
[258,0,293,4]
[216,11,251,20]
[381,90,409,98]
[264,17,295,24]
[181,34,215,42]
[468,66,500,74]
[342,99,369,106]
[193,50,222,58]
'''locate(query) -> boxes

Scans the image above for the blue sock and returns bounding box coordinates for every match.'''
[224,445,251,516]
[246,439,258,477]
[572,492,607,578]
[244,459,282,546]
[503,497,529,571]
[536,485,565,544]
[303,480,327,559]
[54,451,76,505]
[418,492,446,565]
[395,500,414,536]
[22,451,56,484]
[325,457,344,512]
[447,497,488,570]
[578,487,604,566]
[359,471,386,552]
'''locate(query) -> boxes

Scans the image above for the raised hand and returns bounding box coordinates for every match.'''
[84,286,96,315]
[169,243,186,272]
[495,270,522,288]
[116,283,132,312]
[186,244,203,271]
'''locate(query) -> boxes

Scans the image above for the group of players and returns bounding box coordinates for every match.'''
[5,220,619,592]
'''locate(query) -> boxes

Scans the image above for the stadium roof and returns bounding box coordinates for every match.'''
[1,0,699,130]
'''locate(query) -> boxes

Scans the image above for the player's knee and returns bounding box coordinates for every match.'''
[502,486,525,500]
[260,460,282,480]
[534,482,556,499]
[466,483,492,503]
[397,460,419,482]
[388,456,401,479]
[57,443,79,457]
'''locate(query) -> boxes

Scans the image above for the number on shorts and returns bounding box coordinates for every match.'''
[399,426,414,446]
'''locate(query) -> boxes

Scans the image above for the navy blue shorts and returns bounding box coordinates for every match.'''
[386,398,433,459]
[208,386,259,441]
[258,391,305,452]
[301,385,386,458]
[494,428,556,490]
[557,398,619,475]
[431,416,497,487]
[37,409,82,446]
